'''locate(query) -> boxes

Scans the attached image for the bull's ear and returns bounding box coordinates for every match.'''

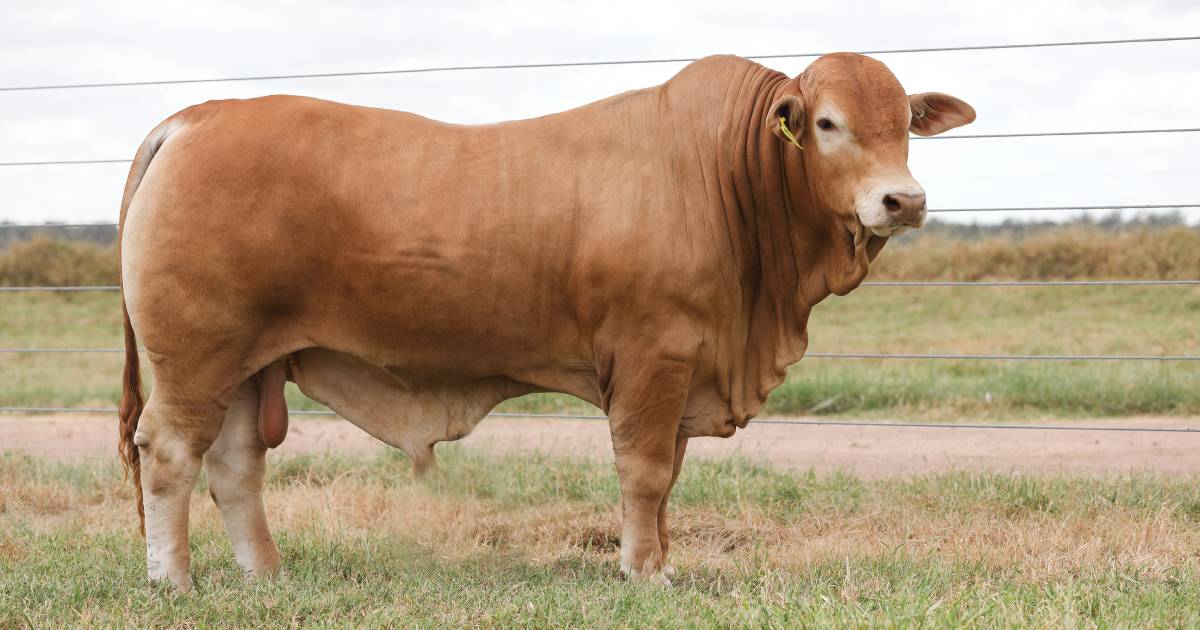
[908,92,976,136]
[767,95,805,149]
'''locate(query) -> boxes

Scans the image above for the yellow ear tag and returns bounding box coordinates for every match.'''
[779,116,803,150]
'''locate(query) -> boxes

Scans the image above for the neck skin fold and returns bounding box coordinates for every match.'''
[693,60,881,422]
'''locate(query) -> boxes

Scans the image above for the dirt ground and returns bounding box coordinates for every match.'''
[4,413,1200,477]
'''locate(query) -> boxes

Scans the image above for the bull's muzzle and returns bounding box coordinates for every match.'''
[882,191,927,227]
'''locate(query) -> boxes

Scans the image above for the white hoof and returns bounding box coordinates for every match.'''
[147,553,193,592]
[149,571,194,593]
[621,564,673,587]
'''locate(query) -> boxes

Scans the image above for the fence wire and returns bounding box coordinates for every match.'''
[1,406,1196,433]
[6,279,1200,293]
[0,159,132,167]
[5,204,1199,230]
[804,352,1200,361]
[862,280,1200,286]
[2,35,1197,93]
[5,128,1200,168]
[915,127,1200,140]
[2,348,1198,361]
[0,222,118,228]
[0,286,120,292]
[927,203,1200,213]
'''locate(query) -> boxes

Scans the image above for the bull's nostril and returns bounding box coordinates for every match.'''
[883,194,901,213]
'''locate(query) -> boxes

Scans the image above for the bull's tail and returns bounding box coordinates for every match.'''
[118,300,146,534]
[117,118,177,535]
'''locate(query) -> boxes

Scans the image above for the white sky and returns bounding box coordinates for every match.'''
[1,0,1198,225]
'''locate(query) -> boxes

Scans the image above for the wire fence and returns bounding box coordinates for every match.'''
[6,279,1200,293]
[0,159,132,168]
[915,127,1200,140]
[3,348,1198,361]
[6,204,1200,231]
[926,204,1200,214]
[5,129,1200,168]
[0,286,121,292]
[3,34,1199,434]
[0,222,118,229]
[1,406,1196,434]
[2,35,1196,92]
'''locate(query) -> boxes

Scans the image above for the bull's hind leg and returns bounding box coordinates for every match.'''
[204,378,282,577]
[135,394,225,591]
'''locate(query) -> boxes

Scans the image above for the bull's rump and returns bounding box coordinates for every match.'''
[121,95,639,378]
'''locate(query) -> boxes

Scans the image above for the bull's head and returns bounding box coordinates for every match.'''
[767,53,975,238]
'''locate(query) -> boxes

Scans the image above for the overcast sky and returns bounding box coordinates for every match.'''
[2,0,1198,225]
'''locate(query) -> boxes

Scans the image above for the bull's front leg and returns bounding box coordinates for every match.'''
[605,355,692,585]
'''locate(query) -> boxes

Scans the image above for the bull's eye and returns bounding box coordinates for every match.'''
[817,118,836,131]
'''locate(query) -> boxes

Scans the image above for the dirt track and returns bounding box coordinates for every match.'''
[4,414,1200,477]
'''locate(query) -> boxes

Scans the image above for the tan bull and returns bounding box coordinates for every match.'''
[117,53,974,590]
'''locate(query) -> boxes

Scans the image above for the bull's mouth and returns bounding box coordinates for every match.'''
[862,211,926,237]
[848,217,905,240]
[868,222,914,237]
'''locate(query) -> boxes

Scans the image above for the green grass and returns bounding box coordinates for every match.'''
[4,449,1200,627]
[3,288,1199,418]
[7,529,1199,628]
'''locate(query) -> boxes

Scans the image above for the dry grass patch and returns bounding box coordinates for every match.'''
[0,236,119,287]
[3,449,1200,626]
[8,450,1197,580]
[875,225,1200,281]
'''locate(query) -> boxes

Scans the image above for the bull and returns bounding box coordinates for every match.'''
[117,53,974,589]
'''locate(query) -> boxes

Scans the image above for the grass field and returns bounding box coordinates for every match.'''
[4,228,1200,627]
[4,285,1199,419]
[3,448,1200,627]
